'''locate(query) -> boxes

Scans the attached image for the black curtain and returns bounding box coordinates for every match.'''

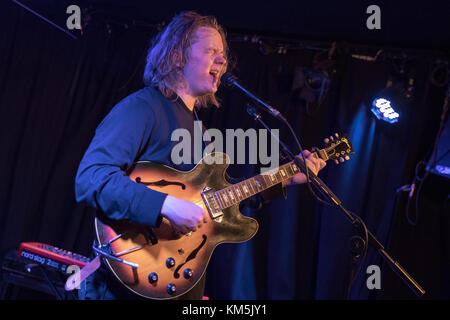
[1,1,448,300]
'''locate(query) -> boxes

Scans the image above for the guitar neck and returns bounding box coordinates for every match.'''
[215,149,326,209]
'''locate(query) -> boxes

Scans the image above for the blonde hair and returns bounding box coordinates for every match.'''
[143,11,228,107]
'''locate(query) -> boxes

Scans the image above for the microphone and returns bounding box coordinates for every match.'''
[221,73,284,120]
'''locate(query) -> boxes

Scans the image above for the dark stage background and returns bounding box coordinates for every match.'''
[0,0,449,300]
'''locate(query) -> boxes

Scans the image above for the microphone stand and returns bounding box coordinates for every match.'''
[246,103,426,298]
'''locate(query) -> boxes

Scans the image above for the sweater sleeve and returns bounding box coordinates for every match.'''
[75,95,167,227]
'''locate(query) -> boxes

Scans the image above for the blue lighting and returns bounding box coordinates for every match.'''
[371,98,399,123]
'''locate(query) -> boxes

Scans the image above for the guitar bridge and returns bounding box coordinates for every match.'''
[201,187,223,221]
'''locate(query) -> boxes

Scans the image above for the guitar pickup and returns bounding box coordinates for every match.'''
[201,187,223,220]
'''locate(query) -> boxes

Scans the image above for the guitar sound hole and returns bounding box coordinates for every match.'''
[135,177,186,190]
[173,235,207,279]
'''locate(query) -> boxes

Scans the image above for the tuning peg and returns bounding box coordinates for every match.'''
[335,133,340,138]
[334,159,339,164]
[339,157,345,163]
[345,155,350,161]
[324,138,330,144]
[329,135,334,141]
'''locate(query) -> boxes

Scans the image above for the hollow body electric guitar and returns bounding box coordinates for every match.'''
[95,135,354,299]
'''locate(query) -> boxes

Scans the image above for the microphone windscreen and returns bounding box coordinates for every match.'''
[221,73,238,87]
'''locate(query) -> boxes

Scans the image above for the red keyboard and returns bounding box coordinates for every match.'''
[18,242,90,273]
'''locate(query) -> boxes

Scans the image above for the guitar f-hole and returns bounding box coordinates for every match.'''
[135,177,186,190]
[173,235,207,279]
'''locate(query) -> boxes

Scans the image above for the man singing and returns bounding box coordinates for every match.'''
[75,11,326,300]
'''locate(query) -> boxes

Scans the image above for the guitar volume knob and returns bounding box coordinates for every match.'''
[167,283,176,295]
[166,257,175,268]
[184,268,194,279]
[148,272,158,284]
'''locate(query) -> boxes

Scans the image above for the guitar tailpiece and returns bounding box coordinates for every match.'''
[91,242,139,269]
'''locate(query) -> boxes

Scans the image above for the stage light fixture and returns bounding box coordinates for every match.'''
[370,78,411,124]
[292,67,330,106]
[371,97,399,123]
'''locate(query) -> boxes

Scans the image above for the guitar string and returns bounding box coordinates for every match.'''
[182,139,350,210]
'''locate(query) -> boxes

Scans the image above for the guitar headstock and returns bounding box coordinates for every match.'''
[316,133,354,164]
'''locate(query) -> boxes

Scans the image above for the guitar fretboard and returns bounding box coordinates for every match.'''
[212,135,353,209]
[214,160,302,209]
